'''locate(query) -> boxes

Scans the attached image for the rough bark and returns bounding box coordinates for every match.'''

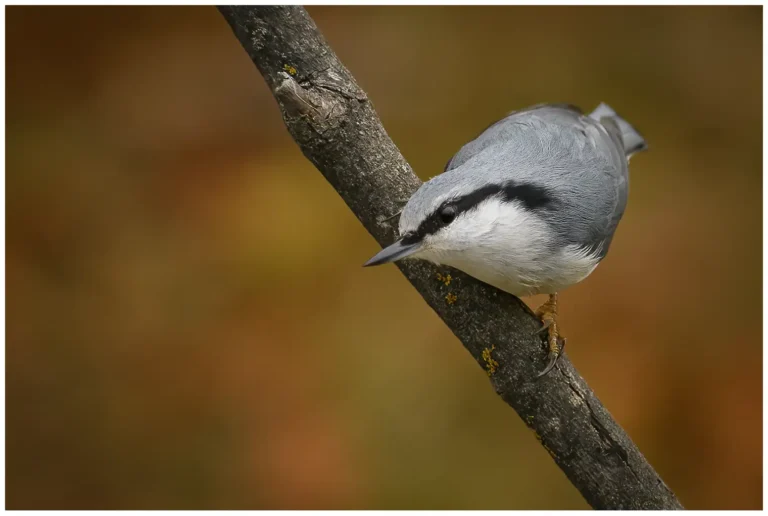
[217,6,683,510]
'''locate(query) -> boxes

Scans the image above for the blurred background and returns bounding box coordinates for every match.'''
[6,5,762,510]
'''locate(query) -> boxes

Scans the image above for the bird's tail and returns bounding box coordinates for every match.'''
[589,103,648,158]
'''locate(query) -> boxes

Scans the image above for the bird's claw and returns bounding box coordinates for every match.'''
[537,336,566,378]
[382,210,402,222]
[533,293,564,378]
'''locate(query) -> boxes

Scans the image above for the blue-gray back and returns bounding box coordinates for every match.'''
[439,104,633,257]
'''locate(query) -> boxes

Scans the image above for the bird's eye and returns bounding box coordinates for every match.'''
[439,206,457,224]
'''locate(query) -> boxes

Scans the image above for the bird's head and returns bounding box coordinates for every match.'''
[363,170,554,268]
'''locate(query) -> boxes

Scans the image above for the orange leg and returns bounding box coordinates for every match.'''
[534,293,566,377]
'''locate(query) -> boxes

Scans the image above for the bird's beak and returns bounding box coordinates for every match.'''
[363,238,422,267]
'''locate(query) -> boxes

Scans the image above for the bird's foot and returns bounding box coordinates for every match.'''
[534,293,565,377]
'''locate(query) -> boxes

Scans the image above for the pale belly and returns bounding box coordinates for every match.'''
[440,245,602,297]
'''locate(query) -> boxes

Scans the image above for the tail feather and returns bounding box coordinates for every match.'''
[589,102,648,158]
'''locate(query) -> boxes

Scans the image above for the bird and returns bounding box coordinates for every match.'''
[363,102,647,376]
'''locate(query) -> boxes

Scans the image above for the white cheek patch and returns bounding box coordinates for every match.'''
[419,198,552,267]
[445,198,549,250]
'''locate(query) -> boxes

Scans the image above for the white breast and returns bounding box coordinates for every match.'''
[414,198,601,296]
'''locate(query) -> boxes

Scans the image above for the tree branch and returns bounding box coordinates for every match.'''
[217,6,683,510]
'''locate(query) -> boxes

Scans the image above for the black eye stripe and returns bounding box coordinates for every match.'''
[402,181,554,244]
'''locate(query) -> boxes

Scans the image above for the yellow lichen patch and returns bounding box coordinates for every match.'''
[283,64,297,75]
[436,272,452,286]
[529,424,555,457]
[445,292,458,305]
[481,345,499,376]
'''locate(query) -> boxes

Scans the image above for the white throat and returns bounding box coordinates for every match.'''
[411,198,599,296]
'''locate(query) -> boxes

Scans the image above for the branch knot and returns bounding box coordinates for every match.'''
[274,72,345,127]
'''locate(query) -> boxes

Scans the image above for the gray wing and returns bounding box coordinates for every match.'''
[444,103,629,259]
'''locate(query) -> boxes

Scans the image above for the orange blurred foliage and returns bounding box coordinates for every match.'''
[6,5,762,509]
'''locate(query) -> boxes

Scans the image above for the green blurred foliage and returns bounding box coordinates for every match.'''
[6,5,762,510]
